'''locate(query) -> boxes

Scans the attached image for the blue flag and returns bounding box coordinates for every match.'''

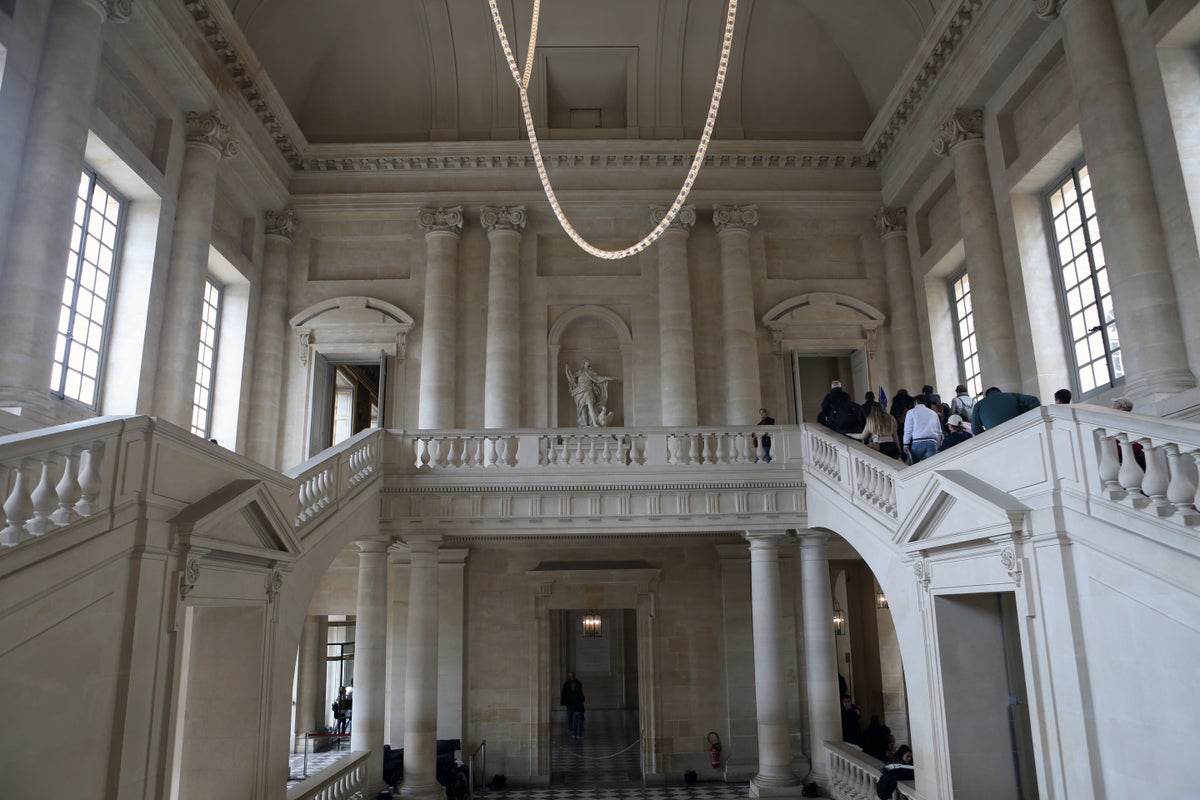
[878,386,887,408]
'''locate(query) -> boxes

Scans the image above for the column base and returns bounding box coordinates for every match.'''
[399,779,444,800]
[750,774,802,798]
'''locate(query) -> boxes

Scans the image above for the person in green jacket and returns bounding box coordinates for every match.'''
[970,387,1041,433]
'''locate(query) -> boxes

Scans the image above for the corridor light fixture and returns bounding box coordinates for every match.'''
[876,590,889,609]
[488,0,738,260]
[582,611,602,638]
[832,604,845,636]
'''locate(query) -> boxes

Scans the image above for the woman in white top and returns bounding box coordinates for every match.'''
[861,403,901,460]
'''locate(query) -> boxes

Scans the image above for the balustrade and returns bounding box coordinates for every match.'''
[286,750,369,800]
[1,439,107,547]
[1091,419,1200,524]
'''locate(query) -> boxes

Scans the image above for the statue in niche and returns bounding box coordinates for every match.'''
[565,359,615,427]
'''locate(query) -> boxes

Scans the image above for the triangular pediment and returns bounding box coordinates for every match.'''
[170,479,302,565]
[896,470,1029,553]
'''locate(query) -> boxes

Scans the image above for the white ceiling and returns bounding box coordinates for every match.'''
[221,0,953,144]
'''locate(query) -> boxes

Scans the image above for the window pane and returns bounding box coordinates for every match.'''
[191,278,222,437]
[948,270,981,398]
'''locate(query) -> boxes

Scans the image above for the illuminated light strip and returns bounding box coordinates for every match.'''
[489,0,738,260]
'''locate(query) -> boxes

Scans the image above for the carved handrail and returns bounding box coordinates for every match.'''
[286,750,369,800]
[286,428,383,529]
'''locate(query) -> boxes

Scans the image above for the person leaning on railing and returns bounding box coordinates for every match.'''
[875,745,914,799]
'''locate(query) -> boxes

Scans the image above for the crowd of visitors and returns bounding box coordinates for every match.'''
[837,680,914,799]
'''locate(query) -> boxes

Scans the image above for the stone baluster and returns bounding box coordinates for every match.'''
[875,207,924,386]
[0,0,132,414]
[932,109,1022,389]
[1190,451,1200,514]
[52,450,81,526]
[1164,445,1197,511]
[1035,0,1196,396]
[1096,430,1121,493]
[27,457,59,535]
[745,531,799,793]
[1140,442,1171,512]
[248,209,298,467]
[653,205,699,425]
[417,207,464,429]
[155,111,239,427]
[714,205,763,424]
[482,206,526,428]
[76,444,103,516]
[1,462,34,546]
[1115,434,1144,492]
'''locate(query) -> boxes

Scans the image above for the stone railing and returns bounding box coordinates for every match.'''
[286,750,370,800]
[286,428,382,529]
[827,742,919,800]
[0,416,125,548]
[404,426,786,471]
[0,417,383,552]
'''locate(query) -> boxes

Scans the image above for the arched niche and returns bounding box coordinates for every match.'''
[763,293,886,421]
[290,296,413,454]
[548,305,634,427]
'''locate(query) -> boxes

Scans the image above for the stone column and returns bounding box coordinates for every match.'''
[402,534,443,800]
[654,205,699,426]
[294,614,326,751]
[481,206,526,429]
[352,539,390,792]
[0,0,132,413]
[933,109,1022,390]
[799,531,840,786]
[714,205,762,425]
[876,208,924,388]
[1034,0,1195,395]
[417,208,463,429]
[745,531,799,795]
[154,110,239,428]
[247,209,297,466]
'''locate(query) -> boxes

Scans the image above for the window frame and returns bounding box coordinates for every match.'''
[1043,162,1123,398]
[190,277,224,439]
[51,166,128,409]
[947,266,982,399]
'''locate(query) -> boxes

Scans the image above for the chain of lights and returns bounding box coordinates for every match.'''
[488,0,738,260]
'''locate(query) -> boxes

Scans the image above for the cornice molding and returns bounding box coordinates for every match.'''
[866,0,985,164]
[182,0,304,167]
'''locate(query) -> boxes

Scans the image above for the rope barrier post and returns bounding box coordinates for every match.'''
[303,732,309,778]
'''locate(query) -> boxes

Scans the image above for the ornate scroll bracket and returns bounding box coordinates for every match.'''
[875,207,908,239]
[480,205,527,233]
[1032,0,1069,21]
[185,110,240,159]
[932,108,984,157]
[650,204,696,231]
[913,557,932,590]
[418,206,465,235]
[180,558,201,599]
[265,209,300,242]
[713,204,759,234]
[266,569,284,602]
[1000,546,1023,586]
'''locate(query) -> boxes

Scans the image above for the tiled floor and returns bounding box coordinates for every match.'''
[287,711,752,799]
[287,736,353,787]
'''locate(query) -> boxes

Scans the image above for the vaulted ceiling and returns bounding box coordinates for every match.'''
[220,0,953,144]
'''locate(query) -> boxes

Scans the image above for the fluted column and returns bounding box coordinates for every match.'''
[352,539,391,792]
[654,205,699,426]
[746,531,799,795]
[482,206,526,428]
[417,208,463,429]
[294,614,325,751]
[401,534,443,800]
[799,532,840,786]
[1034,0,1195,395]
[933,109,1022,390]
[0,0,132,411]
[876,208,924,387]
[247,209,297,466]
[154,111,239,427]
[714,205,762,425]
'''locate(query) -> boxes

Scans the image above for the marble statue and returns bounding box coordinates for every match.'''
[565,360,615,427]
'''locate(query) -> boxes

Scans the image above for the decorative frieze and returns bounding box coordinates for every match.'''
[264,208,299,242]
[418,206,464,235]
[713,204,759,234]
[932,108,984,157]
[480,205,527,233]
[1032,0,1069,20]
[301,150,876,173]
[185,110,239,159]
[874,207,908,238]
[867,0,985,163]
[650,204,696,230]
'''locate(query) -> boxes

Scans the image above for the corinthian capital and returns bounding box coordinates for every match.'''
[875,207,908,238]
[1032,0,1069,20]
[418,207,464,235]
[82,0,134,23]
[650,204,696,231]
[185,110,239,159]
[265,209,299,242]
[712,204,759,234]
[480,205,527,233]
[932,108,984,157]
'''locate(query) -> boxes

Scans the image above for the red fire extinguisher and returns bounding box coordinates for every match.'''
[708,731,722,769]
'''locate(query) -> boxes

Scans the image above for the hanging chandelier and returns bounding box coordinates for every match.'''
[488,0,739,260]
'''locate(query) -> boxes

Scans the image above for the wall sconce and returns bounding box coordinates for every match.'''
[832,604,845,636]
[876,590,889,609]
[582,611,602,638]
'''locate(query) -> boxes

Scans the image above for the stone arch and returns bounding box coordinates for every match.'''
[547,305,634,427]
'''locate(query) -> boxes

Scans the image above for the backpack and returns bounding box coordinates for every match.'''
[950,394,974,419]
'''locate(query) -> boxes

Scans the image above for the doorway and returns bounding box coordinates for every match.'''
[935,592,1039,799]
[309,356,385,457]
[550,609,640,786]
[790,354,857,424]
